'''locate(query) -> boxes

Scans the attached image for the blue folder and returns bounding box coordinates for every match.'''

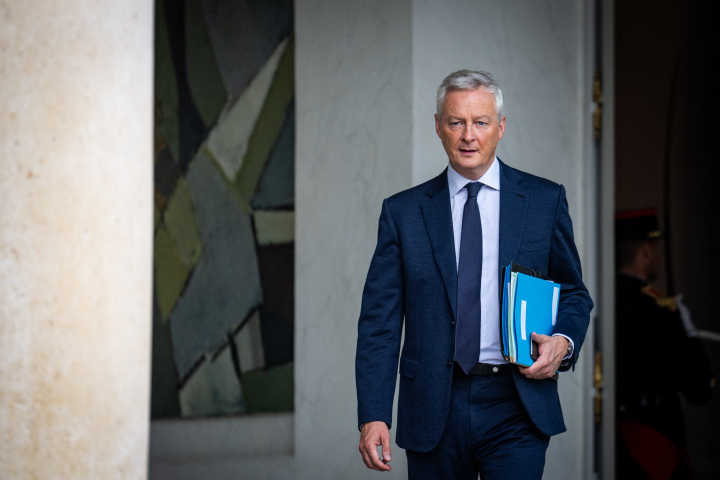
[500,264,561,367]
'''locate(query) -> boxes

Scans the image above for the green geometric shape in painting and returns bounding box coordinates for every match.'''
[231,37,295,212]
[253,210,294,245]
[154,224,188,319]
[251,101,295,210]
[240,362,294,414]
[155,0,180,159]
[151,288,181,419]
[179,344,244,417]
[184,0,227,128]
[164,178,202,270]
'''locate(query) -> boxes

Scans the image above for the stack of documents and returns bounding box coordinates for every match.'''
[500,263,561,367]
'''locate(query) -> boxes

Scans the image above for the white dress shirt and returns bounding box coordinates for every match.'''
[447,158,573,365]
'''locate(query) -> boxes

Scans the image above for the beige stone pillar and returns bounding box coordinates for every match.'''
[0,1,154,478]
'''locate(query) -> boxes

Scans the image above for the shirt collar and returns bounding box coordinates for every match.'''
[447,156,500,198]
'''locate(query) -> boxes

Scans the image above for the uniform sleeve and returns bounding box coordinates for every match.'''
[355,199,405,430]
[678,336,715,405]
[547,185,594,371]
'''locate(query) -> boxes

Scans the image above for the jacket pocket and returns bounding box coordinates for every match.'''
[518,237,550,253]
[399,355,418,379]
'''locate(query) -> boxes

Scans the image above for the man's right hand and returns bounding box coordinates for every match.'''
[359,421,392,471]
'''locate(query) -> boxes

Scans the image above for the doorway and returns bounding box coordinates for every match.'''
[613,1,720,478]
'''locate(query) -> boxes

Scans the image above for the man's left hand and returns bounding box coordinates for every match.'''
[518,333,568,380]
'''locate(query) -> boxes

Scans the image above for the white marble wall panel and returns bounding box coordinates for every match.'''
[412,2,593,479]
[295,0,412,478]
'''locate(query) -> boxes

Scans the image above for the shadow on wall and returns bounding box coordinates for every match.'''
[151,0,295,419]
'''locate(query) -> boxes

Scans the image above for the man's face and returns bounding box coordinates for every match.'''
[645,239,661,282]
[435,88,505,179]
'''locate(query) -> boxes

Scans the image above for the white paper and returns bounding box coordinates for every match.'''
[552,287,559,326]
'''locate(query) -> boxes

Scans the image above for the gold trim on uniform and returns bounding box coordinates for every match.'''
[640,285,677,312]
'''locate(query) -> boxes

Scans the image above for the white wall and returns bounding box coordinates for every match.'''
[295,0,412,478]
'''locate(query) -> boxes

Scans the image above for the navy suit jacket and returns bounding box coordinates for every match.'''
[355,160,593,453]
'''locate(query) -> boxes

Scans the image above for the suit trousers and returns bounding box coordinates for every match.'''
[405,366,550,480]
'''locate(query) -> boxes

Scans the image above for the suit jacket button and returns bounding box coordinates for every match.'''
[447,361,453,368]
[452,321,455,326]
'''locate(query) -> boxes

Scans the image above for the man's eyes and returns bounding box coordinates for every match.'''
[449,121,486,126]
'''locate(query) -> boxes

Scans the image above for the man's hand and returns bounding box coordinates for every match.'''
[518,333,568,380]
[359,421,392,471]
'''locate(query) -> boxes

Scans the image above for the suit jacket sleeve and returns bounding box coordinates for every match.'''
[548,185,593,371]
[356,199,405,430]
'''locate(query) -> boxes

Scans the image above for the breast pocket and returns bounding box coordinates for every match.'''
[399,355,418,380]
[518,234,550,253]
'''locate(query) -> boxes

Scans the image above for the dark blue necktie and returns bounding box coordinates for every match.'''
[455,182,483,375]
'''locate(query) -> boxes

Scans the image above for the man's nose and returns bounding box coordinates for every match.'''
[462,125,475,142]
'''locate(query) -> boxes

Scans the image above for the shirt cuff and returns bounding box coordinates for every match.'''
[552,334,574,360]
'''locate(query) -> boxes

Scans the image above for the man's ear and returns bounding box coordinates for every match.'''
[498,116,506,139]
[639,240,653,264]
[435,114,441,137]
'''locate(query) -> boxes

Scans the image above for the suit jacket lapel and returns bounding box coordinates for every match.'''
[420,169,458,319]
[499,159,529,270]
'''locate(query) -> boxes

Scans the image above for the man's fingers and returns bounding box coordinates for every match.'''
[525,354,550,374]
[368,441,390,471]
[361,441,381,470]
[360,447,374,470]
[361,439,390,471]
[381,430,392,463]
[358,422,391,471]
[517,334,565,380]
[522,349,553,378]
[532,332,550,343]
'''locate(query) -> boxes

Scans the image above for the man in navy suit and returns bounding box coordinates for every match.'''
[355,70,593,479]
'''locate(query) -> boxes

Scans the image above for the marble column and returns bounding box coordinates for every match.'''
[0,1,154,479]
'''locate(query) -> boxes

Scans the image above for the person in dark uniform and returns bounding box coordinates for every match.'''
[615,208,715,480]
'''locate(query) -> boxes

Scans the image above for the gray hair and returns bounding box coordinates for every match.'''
[436,70,504,123]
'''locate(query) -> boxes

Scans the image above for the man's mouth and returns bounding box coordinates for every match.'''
[459,148,477,154]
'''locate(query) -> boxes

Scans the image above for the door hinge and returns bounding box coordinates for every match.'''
[593,69,602,140]
[593,350,603,425]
